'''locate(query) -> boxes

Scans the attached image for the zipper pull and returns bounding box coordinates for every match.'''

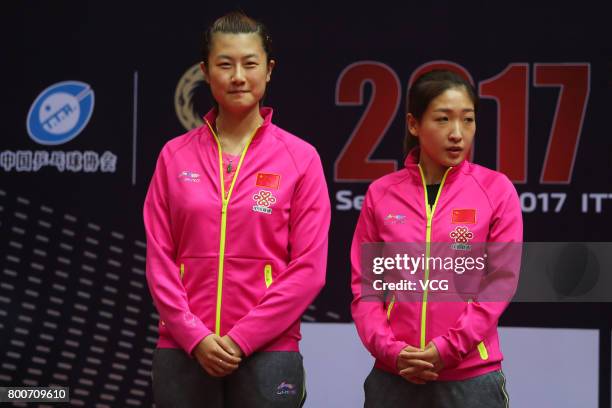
[226,161,232,174]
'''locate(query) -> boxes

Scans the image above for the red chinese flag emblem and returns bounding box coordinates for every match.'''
[451,209,476,224]
[256,173,281,189]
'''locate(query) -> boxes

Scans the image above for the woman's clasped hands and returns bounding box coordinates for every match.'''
[396,342,444,385]
[193,334,244,377]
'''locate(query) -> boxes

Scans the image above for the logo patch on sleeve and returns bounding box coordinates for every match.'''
[256,173,280,189]
[451,209,476,224]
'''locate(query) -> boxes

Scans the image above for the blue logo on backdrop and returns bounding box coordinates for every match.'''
[26,81,95,145]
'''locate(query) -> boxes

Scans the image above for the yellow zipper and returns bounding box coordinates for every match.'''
[386,294,396,320]
[264,264,273,288]
[417,165,452,349]
[206,120,259,335]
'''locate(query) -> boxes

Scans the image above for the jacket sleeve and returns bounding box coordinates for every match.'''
[227,153,331,356]
[350,187,408,372]
[431,178,523,368]
[144,148,212,355]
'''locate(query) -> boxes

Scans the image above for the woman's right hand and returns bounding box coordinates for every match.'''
[193,334,242,377]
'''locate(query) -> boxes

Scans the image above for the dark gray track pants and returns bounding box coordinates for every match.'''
[152,348,306,408]
[364,367,509,408]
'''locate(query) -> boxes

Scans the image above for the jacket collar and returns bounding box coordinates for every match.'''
[403,147,469,185]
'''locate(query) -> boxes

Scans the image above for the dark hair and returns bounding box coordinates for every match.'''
[404,69,478,154]
[201,11,273,65]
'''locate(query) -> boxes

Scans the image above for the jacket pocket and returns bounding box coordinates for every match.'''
[161,263,186,328]
[477,340,489,360]
[467,298,489,360]
[264,264,273,288]
[174,257,218,332]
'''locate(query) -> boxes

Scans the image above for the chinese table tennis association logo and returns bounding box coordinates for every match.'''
[27,81,95,145]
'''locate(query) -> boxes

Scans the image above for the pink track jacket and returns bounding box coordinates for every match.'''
[351,148,523,381]
[144,108,330,357]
